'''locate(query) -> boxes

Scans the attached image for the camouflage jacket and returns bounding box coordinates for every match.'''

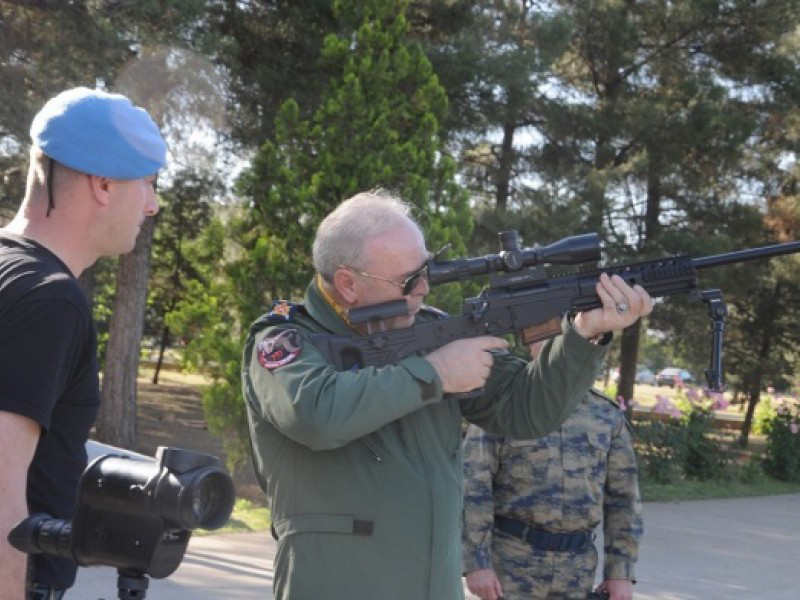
[462,389,643,581]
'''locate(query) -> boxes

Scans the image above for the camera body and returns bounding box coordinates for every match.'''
[10,447,235,579]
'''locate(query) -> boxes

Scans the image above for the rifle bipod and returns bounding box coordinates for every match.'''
[695,288,727,392]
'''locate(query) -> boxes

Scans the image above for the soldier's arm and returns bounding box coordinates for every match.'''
[0,411,40,600]
[601,413,643,582]
[462,425,502,575]
[244,325,445,451]
[462,317,610,439]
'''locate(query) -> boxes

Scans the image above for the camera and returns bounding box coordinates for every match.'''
[9,447,236,597]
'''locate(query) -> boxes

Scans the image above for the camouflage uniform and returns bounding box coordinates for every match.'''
[462,389,642,599]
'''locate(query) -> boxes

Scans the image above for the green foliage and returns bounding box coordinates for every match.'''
[762,400,800,482]
[633,419,684,485]
[753,393,777,435]
[635,386,731,483]
[171,1,473,465]
[677,407,728,481]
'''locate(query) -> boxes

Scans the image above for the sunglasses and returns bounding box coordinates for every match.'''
[341,262,429,295]
[340,245,449,296]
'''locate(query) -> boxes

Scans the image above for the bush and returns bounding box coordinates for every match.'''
[762,403,800,482]
[634,419,684,484]
[634,387,731,483]
[677,407,729,481]
[753,394,776,435]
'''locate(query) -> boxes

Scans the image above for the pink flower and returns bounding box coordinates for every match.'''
[687,388,700,402]
[790,423,799,435]
[653,395,678,417]
[709,391,729,411]
[711,397,729,411]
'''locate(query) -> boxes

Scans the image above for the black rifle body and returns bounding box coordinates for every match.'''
[310,241,800,381]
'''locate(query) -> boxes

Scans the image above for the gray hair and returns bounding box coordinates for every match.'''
[313,190,422,281]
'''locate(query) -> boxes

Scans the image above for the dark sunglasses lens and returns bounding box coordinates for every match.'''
[402,269,426,295]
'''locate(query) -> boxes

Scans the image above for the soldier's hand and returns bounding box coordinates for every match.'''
[426,336,508,394]
[465,568,504,600]
[573,273,653,340]
[596,578,633,600]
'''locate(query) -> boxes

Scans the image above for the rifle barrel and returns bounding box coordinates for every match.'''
[692,241,800,270]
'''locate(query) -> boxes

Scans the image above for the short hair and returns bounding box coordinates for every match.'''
[313,190,423,281]
[24,146,83,204]
[24,146,50,199]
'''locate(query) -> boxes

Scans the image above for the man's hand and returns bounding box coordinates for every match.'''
[465,568,504,600]
[596,578,633,600]
[426,336,509,393]
[573,273,653,340]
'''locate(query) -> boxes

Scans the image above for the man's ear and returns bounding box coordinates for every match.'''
[333,268,359,306]
[87,175,112,207]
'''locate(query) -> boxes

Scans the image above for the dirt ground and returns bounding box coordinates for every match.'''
[128,369,265,504]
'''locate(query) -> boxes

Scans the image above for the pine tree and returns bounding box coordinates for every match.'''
[171,0,473,465]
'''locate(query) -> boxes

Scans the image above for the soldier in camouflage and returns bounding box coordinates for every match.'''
[463,345,642,600]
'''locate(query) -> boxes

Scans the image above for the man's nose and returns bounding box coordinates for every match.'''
[145,189,159,216]
[412,274,430,296]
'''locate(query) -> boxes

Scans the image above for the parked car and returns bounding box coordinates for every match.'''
[655,367,694,387]
[635,367,656,385]
[608,365,656,385]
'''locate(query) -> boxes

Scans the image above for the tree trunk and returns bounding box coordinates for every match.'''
[152,325,170,385]
[739,383,761,448]
[96,218,155,448]
[494,119,516,212]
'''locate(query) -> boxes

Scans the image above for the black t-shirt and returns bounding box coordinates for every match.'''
[0,231,100,589]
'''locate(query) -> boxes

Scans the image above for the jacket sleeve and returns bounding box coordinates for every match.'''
[602,414,643,580]
[461,316,610,439]
[244,324,444,451]
[462,425,502,574]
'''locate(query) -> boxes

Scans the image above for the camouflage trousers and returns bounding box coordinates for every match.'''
[492,530,598,599]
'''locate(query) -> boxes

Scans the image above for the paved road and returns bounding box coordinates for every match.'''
[71,494,799,599]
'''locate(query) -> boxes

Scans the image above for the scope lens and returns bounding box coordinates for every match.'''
[184,471,235,530]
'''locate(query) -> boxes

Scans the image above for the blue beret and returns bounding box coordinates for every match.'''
[30,87,167,179]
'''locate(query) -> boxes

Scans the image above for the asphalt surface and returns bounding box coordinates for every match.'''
[70,493,800,599]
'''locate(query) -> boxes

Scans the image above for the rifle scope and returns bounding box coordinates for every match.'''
[427,230,600,285]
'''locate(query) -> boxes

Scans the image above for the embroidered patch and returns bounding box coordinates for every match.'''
[270,301,293,319]
[257,328,303,370]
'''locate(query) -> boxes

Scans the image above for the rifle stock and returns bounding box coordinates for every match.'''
[309,233,800,391]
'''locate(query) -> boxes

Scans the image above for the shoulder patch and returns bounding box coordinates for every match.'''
[257,328,303,370]
[264,300,306,324]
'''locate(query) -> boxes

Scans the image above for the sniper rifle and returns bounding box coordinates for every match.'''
[310,231,800,392]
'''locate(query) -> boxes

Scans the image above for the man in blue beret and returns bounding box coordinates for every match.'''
[0,87,167,600]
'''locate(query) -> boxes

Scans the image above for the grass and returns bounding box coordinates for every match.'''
[641,473,800,502]
[195,499,271,536]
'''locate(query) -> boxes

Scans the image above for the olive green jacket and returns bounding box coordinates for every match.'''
[242,280,609,600]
